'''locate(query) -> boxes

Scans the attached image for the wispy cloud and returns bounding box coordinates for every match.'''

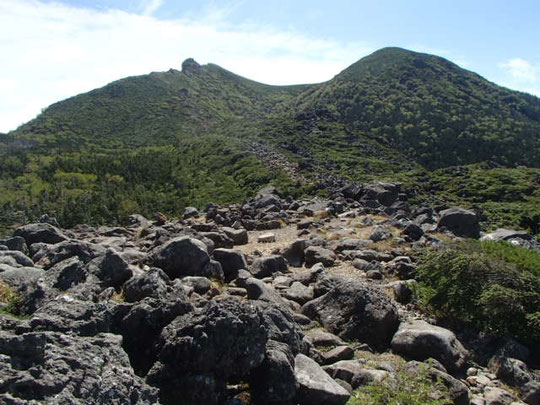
[500,58,537,82]
[142,0,164,16]
[0,0,373,132]
[497,57,540,97]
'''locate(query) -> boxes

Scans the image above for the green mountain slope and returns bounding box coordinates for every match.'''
[1,47,539,232]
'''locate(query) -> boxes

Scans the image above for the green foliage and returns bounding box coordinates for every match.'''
[413,240,540,344]
[0,280,23,317]
[392,164,540,233]
[0,47,539,230]
[348,362,449,405]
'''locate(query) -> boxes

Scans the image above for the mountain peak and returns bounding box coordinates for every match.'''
[181,58,202,74]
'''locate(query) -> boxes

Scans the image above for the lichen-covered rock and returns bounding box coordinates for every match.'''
[294,354,350,405]
[147,297,267,404]
[0,330,159,404]
[437,207,480,238]
[150,236,212,280]
[391,320,468,373]
[13,223,67,246]
[302,277,400,351]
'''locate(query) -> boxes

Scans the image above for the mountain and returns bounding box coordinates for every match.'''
[1,47,539,232]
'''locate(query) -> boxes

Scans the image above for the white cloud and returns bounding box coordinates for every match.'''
[0,0,373,132]
[500,58,537,82]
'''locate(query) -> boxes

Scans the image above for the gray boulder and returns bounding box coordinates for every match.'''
[86,248,132,288]
[304,246,337,267]
[251,340,298,404]
[302,277,399,351]
[294,353,350,405]
[213,248,248,282]
[0,331,159,404]
[437,207,480,238]
[147,297,267,404]
[391,320,468,373]
[0,250,34,268]
[251,255,288,278]
[150,236,212,280]
[14,223,67,246]
[222,227,248,245]
[123,267,170,302]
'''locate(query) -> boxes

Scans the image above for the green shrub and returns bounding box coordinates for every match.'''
[348,362,449,405]
[413,241,540,344]
[0,280,23,316]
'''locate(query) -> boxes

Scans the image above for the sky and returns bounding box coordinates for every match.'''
[0,0,539,133]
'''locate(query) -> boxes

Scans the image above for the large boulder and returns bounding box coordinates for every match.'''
[283,239,307,267]
[391,320,469,373]
[222,227,248,245]
[304,246,337,267]
[150,236,214,280]
[251,255,288,278]
[123,267,170,302]
[147,297,268,404]
[294,353,350,405]
[0,330,159,404]
[32,240,106,269]
[213,248,248,282]
[13,223,67,246]
[361,182,399,206]
[86,248,132,288]
[302,277,399,351]
[437,207,480,238]
[0,250,34,268]
[250,340,298,404]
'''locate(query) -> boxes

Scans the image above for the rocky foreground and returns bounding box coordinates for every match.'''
[0,183,538,404]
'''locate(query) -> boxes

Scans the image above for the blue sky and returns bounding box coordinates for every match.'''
[0,0,539,132]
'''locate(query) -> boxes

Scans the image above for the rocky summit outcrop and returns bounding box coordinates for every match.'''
[0,186,537,404]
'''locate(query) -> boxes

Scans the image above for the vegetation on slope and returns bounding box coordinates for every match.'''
[1,47,539,230]
[414,240,540,345]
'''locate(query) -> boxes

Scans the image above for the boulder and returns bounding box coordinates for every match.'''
[391,320,468,373]
[361,182,399,206]
[222,227,248,245]
[481,229,532,242]
[32,240,106,269]
[123,267,170,302]
[281,281,314,305]
[0,331,158,404]
[14,223,67,246]
[46,257,87,291]
[294,353,350,405]
[304,246,337,267]
[368,226,393,242]
[250,340,298,404]
[323,360,388,388]
[302,277,399,351]
[86,248,132,288]
[114,294,193,375]
[150,236,212,280]
[201,232,234,249]
[3,236,27,254]
[402,223,424,241]
[251,255,288,278]
[147,297,267,404]
[0,250,34,268]
[183,206,199,219]
[437,207,480,238]
[213,248,248,282]
[283,239,307,267]
[258,232,276,243]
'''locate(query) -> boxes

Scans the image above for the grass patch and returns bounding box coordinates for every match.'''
[348,361,450,405]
